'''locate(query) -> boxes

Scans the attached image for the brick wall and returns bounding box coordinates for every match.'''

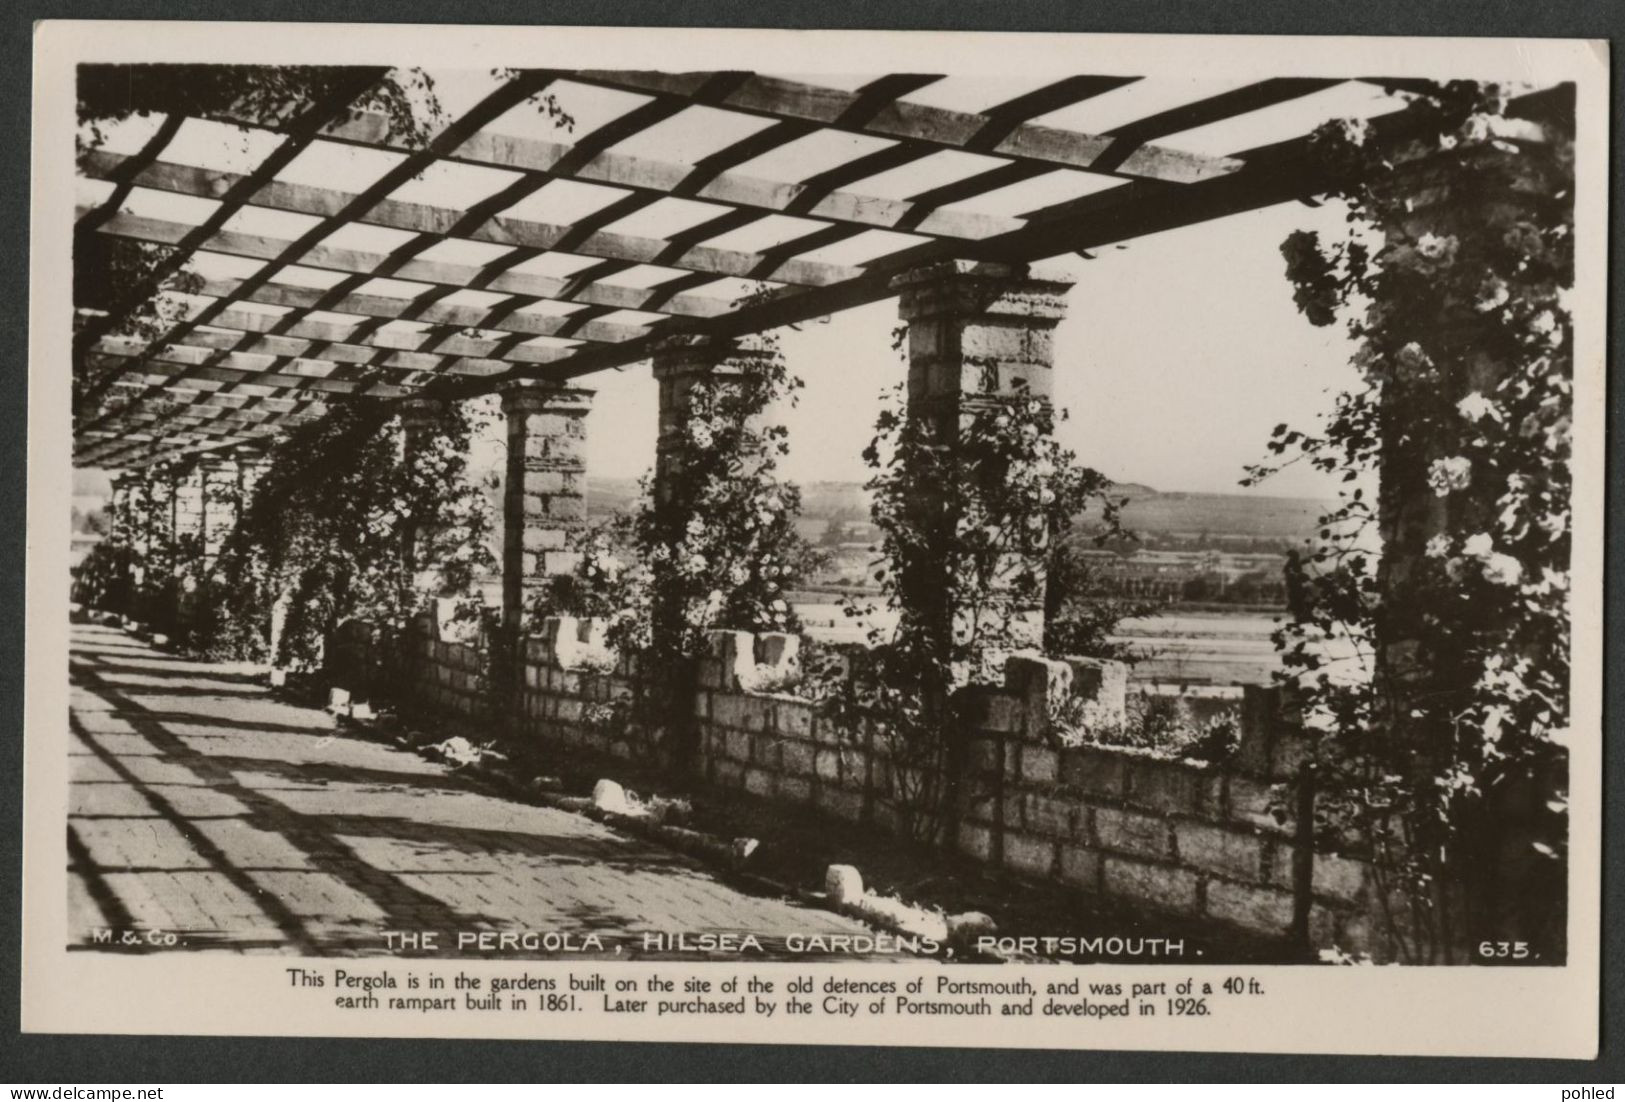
[367,613,1375,955]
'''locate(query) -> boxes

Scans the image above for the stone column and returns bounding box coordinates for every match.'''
[199,456,239,561]
[498,381,592,630]
[890,260,1073,648]
[108,473,133,543]
[396,397,447,593]
[650,334,775,507]
[1363,122,1572,959]
[172,465,204,552]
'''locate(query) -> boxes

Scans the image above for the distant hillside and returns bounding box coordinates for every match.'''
[587,476,1328,546]
[1082,487,1328,543]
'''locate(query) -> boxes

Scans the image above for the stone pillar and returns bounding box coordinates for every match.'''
[1362,121,1572,959]
[172,465,204,551]
[108,473,134,544]
[396,397,447,593]
[650,334,775,507]
[890,260,1073,648]
[498,381,592,629]
[199,456,239,560]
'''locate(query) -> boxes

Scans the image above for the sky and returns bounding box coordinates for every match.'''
[582,197,1361,499]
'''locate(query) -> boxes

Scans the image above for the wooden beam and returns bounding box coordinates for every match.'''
[82,150,863,288]
[568,71,1244,185]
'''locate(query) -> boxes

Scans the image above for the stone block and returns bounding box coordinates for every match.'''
[713,760,746,789]
[825,864,864,905]
[738,696,776,732]
[1059,845,1102,890]
[1271,730,1316,779]
[979,692,1024,734]
[778,775,814,804]
[1228,775,1292,834]
[1004,832,1058,878]
[1205,881,1295,934]
[692,691,710,719]
[724,729,753,763]
[1237,683,1285,776]
[743,768,775,798]
[1093,806,1171,858]
[706,630,755,691]
[1060,747,1128,797]
[1102,856,1200,913]
[1020,744,1059,785]
[751,735,782,770]
[1022,792,1077,838]
[541,550,582,576]
[1275,850,1371,903]
[523,469,573,496]
[776,701,815,739]
[521,526,568,552]
[1174,821,1266,882]
[815,785,865,822]
[780,739,816,776]
[1128,761,1219,816]
[710,694,750,729]
[814,749,842,783]
[957,821,995,863]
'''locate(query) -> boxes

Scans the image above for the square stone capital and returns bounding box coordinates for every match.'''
[396,396,449,431]
[892,260,1073,325]
[498,380,595,417]
[650,333,774,382]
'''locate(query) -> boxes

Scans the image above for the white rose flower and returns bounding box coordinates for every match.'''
[1462,532,1495,559]
[1425,535,1452,559]
[1457,392,1500,422]
[1474,277,1510,313]
[1482,552,1523,587]
[1416,233,1458,261]
[1427,456,1473,497]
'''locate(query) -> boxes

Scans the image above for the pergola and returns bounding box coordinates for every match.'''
[75,68,1550,471]
[77,67,1567,628]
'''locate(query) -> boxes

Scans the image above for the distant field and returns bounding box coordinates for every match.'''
[791,603,1361,688]
[1080,490,1326,543]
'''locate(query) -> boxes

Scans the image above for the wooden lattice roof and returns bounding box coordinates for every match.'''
[72,69,1566,469]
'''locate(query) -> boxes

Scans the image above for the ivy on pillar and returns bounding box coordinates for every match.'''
[396,397,447,594]
[650,334,774,507]
[498,380,593,631]
[890,260,1073,649]
[198,455,240,561]
[172,464,204,553]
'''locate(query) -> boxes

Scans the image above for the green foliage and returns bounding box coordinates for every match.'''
[809,379,1122,842]
[544,335,821,661]
[1257,82,1573,961]
[1044,543,1162,663]
[71,538,138,614]
[206,400,497,672]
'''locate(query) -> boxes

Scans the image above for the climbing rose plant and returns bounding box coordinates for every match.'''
[206,399,499,673]
[541,332,821,760]
[810,376,1120,843]
[1254,81,1573,962]
[551,332,820,657]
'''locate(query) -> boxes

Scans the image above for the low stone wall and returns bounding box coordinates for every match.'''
[360,614,1375,956]
[957,657,1369,953]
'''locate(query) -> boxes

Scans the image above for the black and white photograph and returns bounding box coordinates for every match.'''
[22,20,1607,1056]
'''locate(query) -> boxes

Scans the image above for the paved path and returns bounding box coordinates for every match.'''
[67,622,875,958]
